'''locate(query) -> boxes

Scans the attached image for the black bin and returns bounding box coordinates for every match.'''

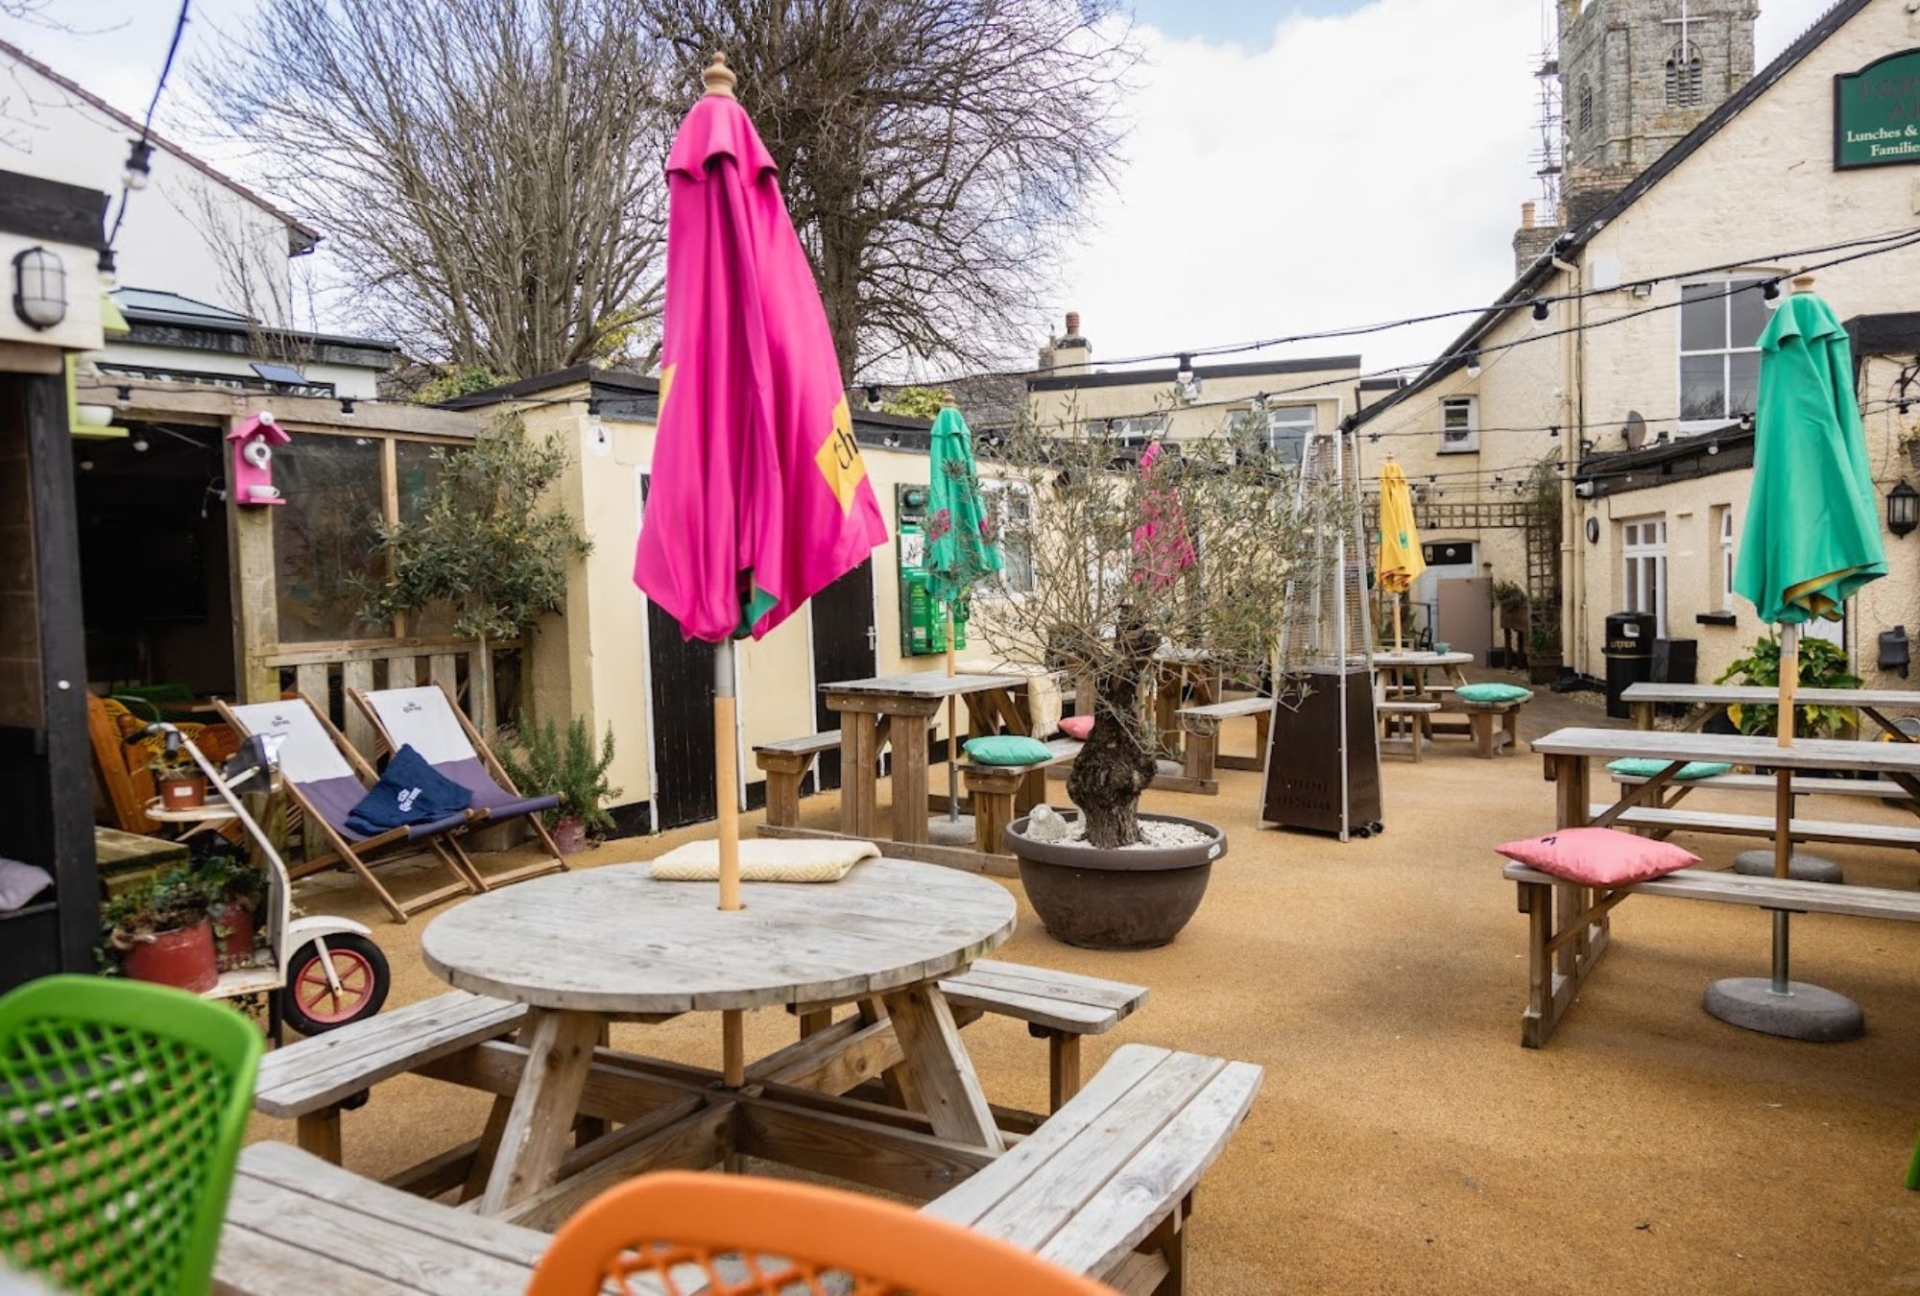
[1653,638,1697,685]
[1603,611,1656,719]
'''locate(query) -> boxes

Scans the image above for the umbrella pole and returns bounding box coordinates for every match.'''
[1777,622,1799,749]
[714,639,744,1086]
[947,606,960,821]
[1392,595,1403,654]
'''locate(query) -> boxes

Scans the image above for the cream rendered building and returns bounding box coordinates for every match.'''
[1357,0,1920,688]
[1026,314,1362,461]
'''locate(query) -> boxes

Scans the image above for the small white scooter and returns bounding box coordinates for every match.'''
[128,722,391,1037]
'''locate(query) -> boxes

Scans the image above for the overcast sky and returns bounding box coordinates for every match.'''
[5,0,1845,376]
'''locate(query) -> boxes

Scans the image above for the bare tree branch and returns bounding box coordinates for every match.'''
[640,0,1139,381]
[194,0,668,380]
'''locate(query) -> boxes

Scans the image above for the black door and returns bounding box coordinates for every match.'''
[809,559,876,788]
[642,475,718,829]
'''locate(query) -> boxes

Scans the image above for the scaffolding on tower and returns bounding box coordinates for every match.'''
[1260,423,1384,842]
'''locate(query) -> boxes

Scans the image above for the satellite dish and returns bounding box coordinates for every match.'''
[1623,410,1648,450]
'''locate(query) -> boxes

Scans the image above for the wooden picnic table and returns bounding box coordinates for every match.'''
[420,859,1015,1218]
[821,669,1041,845]
[1518,725,1920,1044]
[1372,651,1473,744]
[1622,682,1920,738]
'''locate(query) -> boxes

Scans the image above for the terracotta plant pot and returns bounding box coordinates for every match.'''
[1005,810,1226,950]
[214,908,256,971]
[123,919,218,993]
[552,816,588,855]
[157,774,207,809]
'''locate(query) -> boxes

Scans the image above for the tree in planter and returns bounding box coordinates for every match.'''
[499,711,622,841]
[976,416,1345,848]
[1717,633,1862,738]
[361,415,592,730]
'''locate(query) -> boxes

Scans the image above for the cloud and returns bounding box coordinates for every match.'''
[1056,0,1851,378]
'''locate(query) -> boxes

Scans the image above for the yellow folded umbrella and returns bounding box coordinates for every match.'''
[1376,461,1425,651]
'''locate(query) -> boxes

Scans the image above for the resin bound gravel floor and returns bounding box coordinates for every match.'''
[247,688,1920,1293]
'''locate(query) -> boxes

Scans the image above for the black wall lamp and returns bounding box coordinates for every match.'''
[1889,480,1920,538]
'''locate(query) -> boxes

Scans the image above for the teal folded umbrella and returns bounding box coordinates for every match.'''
[1734,286,1885,629]
[925,406,1003,824]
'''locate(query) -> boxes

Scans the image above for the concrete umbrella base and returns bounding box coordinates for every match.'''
[1704,977,1865,1042]
[1732,848,1843,884]
[926,814,976,847]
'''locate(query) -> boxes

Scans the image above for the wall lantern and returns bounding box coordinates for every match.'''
[1888,480,1920,538]
[12,246,66,330]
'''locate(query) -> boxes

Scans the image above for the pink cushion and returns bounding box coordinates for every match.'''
[1495,827,1698,887]
[1058,715,1095,740]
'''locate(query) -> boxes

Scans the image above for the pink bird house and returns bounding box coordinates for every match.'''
[227,412,290,507]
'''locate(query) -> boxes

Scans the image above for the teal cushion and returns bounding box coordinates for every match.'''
[1456,682,1533,706]
[964,735,1054,767]
[1606,758,1733,782]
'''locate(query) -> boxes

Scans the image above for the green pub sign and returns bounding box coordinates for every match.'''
[1835,49,1920,169]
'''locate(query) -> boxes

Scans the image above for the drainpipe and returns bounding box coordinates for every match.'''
[1552,252,1584,677]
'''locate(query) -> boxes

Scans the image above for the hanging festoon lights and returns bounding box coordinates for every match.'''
[121,138,154,190]
[11,246,67,330]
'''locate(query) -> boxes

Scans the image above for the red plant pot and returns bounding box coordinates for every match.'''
[123,919,218,993]
[215,909,256,971]
[552,817,588,855]
[158,775,207,809]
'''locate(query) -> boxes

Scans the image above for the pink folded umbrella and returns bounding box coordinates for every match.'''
[630,56,889,1010]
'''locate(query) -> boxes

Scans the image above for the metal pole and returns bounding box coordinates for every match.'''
[947,606,960,821]
[714,639,740,912]
[1771,909,1792,996]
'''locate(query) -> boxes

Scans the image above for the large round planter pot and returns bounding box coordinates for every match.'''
[123,919,218,992]
[1005,811,1226,950]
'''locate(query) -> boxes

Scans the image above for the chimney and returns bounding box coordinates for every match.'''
[1520,201,1536,230]
[1052,311,1091,376]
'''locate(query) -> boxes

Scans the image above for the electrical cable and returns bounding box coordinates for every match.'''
[105,0,193,252]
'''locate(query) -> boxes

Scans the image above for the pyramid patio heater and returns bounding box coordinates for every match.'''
[1261,423,1384,840]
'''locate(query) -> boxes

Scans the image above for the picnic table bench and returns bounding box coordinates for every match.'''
[1506,862,1920,1047]
[1378,699,1442,762]
[960,738,1083,854]
[1622,681,1920,736]
[224,1043,1259,1295]
[1163,697,1271,795]
[1518,726,1920,1045]
[753,730,842,829]
[1610,768,1914,800]
[257,957,1145,1170]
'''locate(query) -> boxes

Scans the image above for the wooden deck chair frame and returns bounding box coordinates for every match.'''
[347,681,569,891]
[213,695,481,924]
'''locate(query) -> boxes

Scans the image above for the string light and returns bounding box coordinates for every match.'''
[105,1,191,251]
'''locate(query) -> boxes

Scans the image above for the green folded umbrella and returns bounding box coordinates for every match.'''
[1733,287,1886,627]
[925,407,1003,608]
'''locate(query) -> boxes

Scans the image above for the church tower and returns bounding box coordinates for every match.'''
[1560,0,1758,187]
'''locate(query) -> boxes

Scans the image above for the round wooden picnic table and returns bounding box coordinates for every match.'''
[420,858,1016,1217]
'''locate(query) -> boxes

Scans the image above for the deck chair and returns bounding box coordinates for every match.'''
[214,694,480,923]
[349,683,569,890]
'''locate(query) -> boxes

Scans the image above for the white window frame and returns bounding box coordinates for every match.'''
[1106,416,1160,447]
[1438,396,1479,454]
[979,479,1035,596]
[1717,506,1735,613]
[1622,516,1668,638]
[1265,405,1316,465]
[1678,276,1768,432]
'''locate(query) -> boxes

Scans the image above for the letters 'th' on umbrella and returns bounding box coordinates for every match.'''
[632,54,889,935]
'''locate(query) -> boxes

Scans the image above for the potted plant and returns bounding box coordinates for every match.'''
[501,712,620,853]
[975,414,1340,949]
[1717,632,1862,739]
[102,867,219,992]
[195,847,268,972]
[149,749,208,809]
[1527,623,1563,685]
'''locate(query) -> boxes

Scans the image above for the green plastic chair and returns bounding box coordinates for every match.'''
[0,975,263,1295]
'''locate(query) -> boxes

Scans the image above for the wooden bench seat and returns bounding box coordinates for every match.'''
[1378,700,1442,763]
[961,739,1084,851]
[215,1142,552,1294]
[1458,700,1523,758]
[1504,861,1920,1047]
[1587,802,1920,852]
[924,1043,1262,1294]
[753,731,843,828]
[795,956,1146,1112]
[1172,697,1272,793]
[1612,770,1914,800]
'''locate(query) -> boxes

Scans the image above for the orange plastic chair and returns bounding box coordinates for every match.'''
[527,1171,1116,1296]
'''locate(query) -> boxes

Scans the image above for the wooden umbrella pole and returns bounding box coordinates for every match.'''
[1392,595,1403,654]
[714,639,741,910]
[1777,622,1800,749]
[946,606,960,820]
